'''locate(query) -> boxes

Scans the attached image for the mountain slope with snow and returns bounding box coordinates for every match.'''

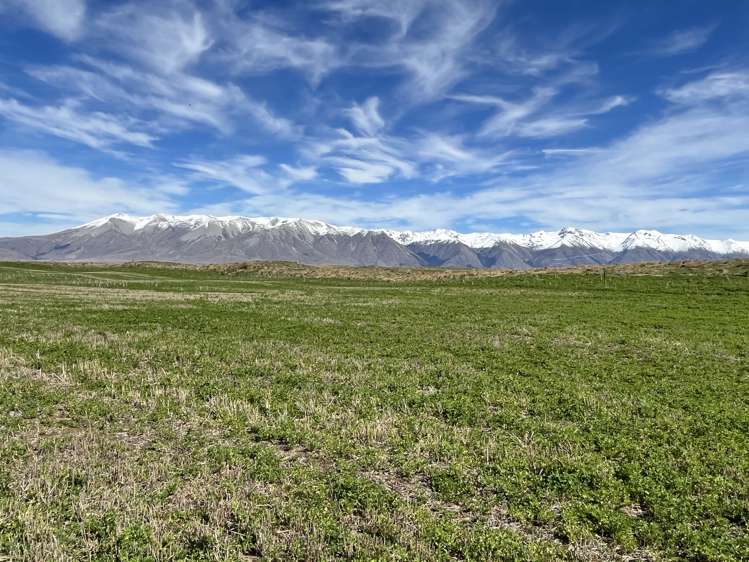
[1,213,747,267]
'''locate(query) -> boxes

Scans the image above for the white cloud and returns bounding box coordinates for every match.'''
[212,0,556,104]
[29,58,297,136]
[452,88,557,136]
[580,107,749,183]
[325,0,499,99]
[489,34,573,76]
[311,127,416,184]
[96,3,212,73]
[324,0,426,38]
[660,70,749,104]
[453,87,632,139]
[514,116,589,138]
[0,97,155,150]
[591,95,635,114]
[4,0,86,41]
[17,3,304,138]
[648,24,716,57]
[240,95,300,137]
[415,133,511,178]
[176,155,314,194]
[330,158,396,184]
[397,0,497,99]
[176,156,271,194]
[214,13,340,85]
[487,20,615,80]
[345,97,385,136]
[0,150,177,219]
[304,99,418,184]
[542,148,602,157]
[308,100,523,184]
[279,164,317,182]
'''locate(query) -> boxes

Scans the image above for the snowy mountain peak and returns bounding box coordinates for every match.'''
[379,228,463,246]
[558,226,585,235]
[81,213,363,237]
[622,230,707,253]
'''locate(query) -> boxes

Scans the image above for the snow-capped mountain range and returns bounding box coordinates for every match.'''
[81,213,749,254]
[1,213,747,268]
[381,225,749,254]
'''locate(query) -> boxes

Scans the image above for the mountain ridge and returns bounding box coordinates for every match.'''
[1,213,747,268]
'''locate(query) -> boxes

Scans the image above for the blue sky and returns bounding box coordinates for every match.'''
[0,0,748,238]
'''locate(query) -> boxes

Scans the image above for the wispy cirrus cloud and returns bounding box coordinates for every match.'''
[344,97,385,136]
[542,148,602,158]
[324,0,500,100]
[175,155,317,194]
[20,2,299,140]
[393,0,498,100]
[489,35,573,77]
[451,88,557,136]
[188,95,512,189]
[414,133,512,179]
[0,97,155,150]
[29,57,297,137]
[2,0,86,41]
[452,89,633,138]
[213,11,340,85]
[660,69,749,104]
[176,156,271,194]
[323,0,426,38]
[193,95,516,190]
[96,2,213,74]
[307,97,416,183]
[279,164,318,182]
[319,133,416,184]
[485,18,617,79]
[591,95,634,114]
[310,96,519,184]
[646,24,717,57]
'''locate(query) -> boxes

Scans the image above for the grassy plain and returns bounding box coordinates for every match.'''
[0,260,747,561]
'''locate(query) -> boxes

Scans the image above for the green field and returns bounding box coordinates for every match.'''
[0,261,747,561]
